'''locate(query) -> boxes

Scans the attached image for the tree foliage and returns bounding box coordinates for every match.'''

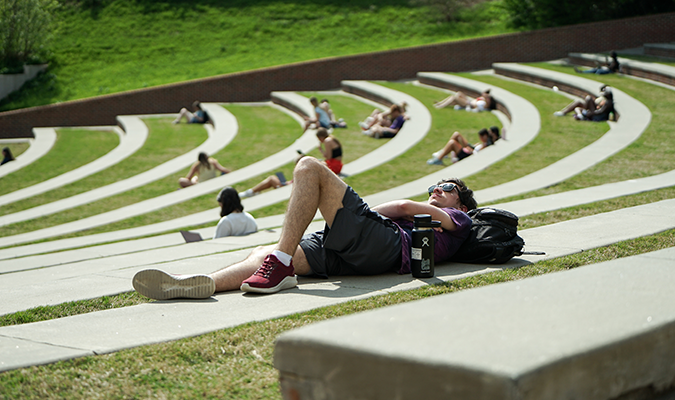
[0,0,59,71]
[502,0,675,29]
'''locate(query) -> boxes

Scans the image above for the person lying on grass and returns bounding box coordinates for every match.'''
[427,126,500,165]
[133,157,477,298]
[362,104,406,139]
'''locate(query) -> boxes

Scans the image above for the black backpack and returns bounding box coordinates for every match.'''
[451,207,524,264]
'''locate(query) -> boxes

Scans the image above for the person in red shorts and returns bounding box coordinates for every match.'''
[316,127,343,175]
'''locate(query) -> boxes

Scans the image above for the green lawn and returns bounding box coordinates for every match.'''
[0,129,119,197]
[2,27,675,397]
[0,0,512,112]
[0,142,29,160]
[0,119,208,237]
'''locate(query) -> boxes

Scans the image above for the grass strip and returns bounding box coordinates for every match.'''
[0,129,118,197]
[0,142,29,159]
[1,229,673,399]
[0,119,206,217]
[4,96,379,241]
[0,119,206,237]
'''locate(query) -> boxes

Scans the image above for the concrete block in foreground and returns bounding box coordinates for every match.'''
[274,248,675,400]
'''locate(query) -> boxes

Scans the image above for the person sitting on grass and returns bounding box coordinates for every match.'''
[358,101,408,131]
[319,99,347,128]
[316,127,343,175]
[132,156,477,298]
[362,104,406,139]
[213,187,257,239]
[303,96,332,132]
[173,101,210,124]
[488,125,502,143]
[434,89,495,112]
[554,85,618,122]
[574,51,620,75]
[427,128,494,165]
[178,152,231,188]
[1,147,15,166]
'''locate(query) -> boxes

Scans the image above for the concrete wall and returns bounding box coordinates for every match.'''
[0,64,48,101]
[1,12,675,139]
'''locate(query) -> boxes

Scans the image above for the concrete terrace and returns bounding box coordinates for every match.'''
[1,44,674,399]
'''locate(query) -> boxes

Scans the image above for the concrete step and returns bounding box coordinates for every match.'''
[275,245,675,400]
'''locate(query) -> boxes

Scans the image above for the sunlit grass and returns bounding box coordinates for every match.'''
[0,0,513,112]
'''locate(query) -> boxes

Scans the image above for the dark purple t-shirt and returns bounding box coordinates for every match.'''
[393,208,472,274]
[389,115,405,130]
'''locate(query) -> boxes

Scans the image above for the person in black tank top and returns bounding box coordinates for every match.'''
[316,128,343,175]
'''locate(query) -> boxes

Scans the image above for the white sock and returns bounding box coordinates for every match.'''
[272,250,292,267]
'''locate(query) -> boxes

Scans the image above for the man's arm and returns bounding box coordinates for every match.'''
[372,200,458,231]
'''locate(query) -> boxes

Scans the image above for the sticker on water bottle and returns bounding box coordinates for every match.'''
[411,247,422,260]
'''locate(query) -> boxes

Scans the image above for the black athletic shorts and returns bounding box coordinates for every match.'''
[299,186,402,278]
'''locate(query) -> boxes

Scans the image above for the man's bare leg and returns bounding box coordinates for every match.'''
[133,157,347,298]
[275,156,347,255]
[230,157,346,292]
[209,244,313,292]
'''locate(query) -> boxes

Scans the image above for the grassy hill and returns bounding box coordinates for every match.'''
[0,0,512,112]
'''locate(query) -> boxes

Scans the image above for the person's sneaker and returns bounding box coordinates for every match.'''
[358,121,369,129]
[553,111,565,117]
[239,188,255,198]
[240,255,297,294]
[427,156,443,166]
[454,105,462,110]
[362,129,372,136]
[132,269,215,300]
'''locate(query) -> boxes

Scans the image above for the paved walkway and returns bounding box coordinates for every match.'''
[0,128,56,179]
[0,105,236,231]
[1,199,674,372]
[0,122,143,207]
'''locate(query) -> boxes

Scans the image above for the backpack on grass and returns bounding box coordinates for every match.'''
[452,207,524,264]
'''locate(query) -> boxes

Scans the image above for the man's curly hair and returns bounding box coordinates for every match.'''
[438,178,477,211]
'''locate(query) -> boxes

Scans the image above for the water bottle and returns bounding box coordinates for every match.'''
[411,214,441,278]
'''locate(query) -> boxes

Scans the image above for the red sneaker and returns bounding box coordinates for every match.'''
[240,255,297,294]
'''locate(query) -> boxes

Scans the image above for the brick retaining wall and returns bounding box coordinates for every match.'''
[1,12,674,138]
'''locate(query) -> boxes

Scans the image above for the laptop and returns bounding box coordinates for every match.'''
[180,230,203,243]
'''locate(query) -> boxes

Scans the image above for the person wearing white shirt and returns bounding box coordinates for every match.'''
[214,187,257,239]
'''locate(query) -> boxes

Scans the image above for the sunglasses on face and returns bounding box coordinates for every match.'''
[428,183,457,196]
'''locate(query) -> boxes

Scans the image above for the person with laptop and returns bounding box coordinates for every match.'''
[132,156,476,299]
